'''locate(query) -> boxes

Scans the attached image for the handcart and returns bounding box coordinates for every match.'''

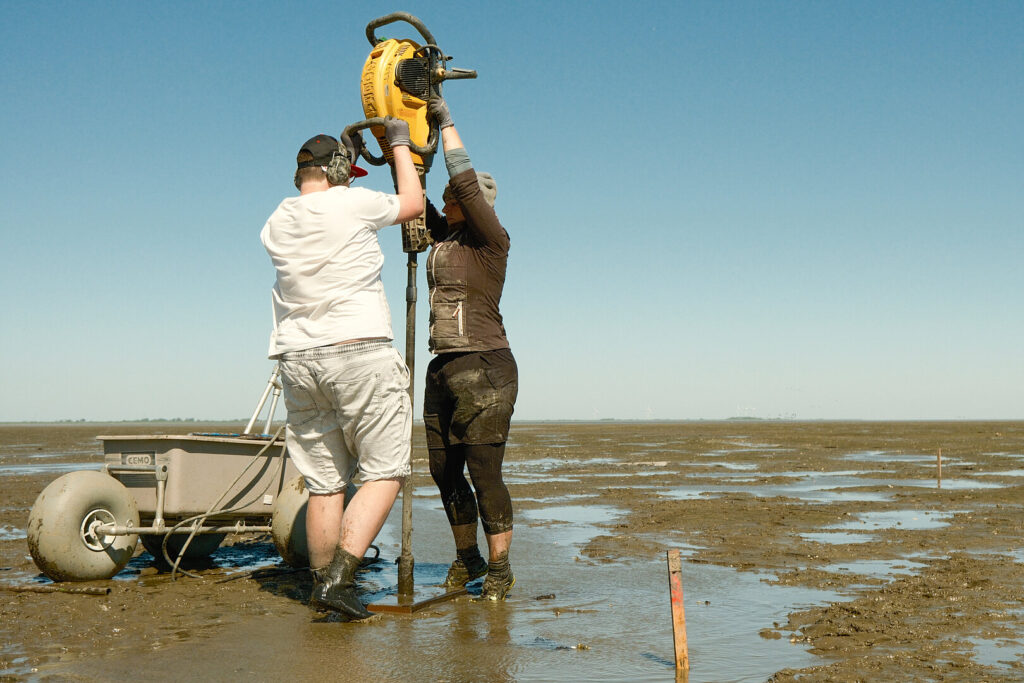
[27,367,319,581]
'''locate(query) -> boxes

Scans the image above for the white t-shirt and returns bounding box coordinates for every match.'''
[260,185,401,357]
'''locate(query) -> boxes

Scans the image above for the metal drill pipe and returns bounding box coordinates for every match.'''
[397,249,418,595]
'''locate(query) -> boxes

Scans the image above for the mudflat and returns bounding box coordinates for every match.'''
[2,421,1022,681]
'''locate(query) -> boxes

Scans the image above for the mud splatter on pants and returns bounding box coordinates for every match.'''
[423,348,518,534]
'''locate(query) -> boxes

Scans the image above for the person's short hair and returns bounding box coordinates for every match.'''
[294,149,328,190]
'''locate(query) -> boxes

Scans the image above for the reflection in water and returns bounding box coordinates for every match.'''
[800,532,875,545]
[0,462,101,477]
[828,510,955,531]
[967,631,1024,673]
[822,559,928,580]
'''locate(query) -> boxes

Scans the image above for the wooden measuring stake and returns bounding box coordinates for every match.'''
[937,448,942,489]
[667,549,689,671]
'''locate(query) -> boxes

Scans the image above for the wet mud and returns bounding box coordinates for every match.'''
[2,421,1023,681]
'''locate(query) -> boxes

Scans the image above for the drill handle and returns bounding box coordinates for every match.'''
[365,12,436,47]
[435,67,478,82]
[343,116,438,165]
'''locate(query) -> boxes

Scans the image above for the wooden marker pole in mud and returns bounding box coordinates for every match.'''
[667,549,689,672]
[937,448,942,489]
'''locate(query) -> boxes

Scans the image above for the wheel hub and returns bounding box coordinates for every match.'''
[80,508,117,551]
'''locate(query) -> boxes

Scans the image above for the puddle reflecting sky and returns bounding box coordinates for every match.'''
[687,462,759,471]
[0,462,101,476]
[966,633,1024,673]
[518,505,626,549]
[504,475,581,485]
[844,451,960,465]
[800,532,875,545]
[657,471,1005,502]
[507,457,620,471]
[659,477,898,503]
[977,469,1024,477]
[520,505,624,525]
[901,478,1005,490]
[822,558,928,580]
[829,510,955,531]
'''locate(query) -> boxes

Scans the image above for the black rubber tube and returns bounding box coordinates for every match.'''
[365,11,436,47]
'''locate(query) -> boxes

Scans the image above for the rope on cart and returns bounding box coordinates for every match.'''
[163,425,288,579]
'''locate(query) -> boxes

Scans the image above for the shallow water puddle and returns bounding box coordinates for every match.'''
[829,509,954,531]
[504,474,581,485]
[843,450,939,463]
[108,542,286,581]
[211,544,284,575]
[517,493,599,503]
[899,478,1005,489]
[978,469,1024,477]
[521,505,623,525]
[701,446,791,458]
[510,563,840,682]
[584,470,674,479]
[802,490,894,503]
[684,461,759,471]
[822,558,928,580]
[800,532,875,545]
[0,525,26,541]
[509,456,620,471]
[519,505,626,549]
[659,486,726,500]
[0,461,101,476]
[299,548,842,681]
[660,467,1006,502]
[0,644,31,679]
[967,631,1024,672]
[660,474,898,503]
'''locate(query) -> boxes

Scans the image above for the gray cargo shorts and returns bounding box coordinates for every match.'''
[279,340,412,495]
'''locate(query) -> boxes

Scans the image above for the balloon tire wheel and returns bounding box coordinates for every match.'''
[27,470,140,582]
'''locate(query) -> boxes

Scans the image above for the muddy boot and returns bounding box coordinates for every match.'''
[309,566,328,610]
[479,553,515,601]
[443,545,488,588]
[310,548,372,620]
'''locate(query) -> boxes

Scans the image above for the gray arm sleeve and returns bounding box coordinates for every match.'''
[444,148,473,178]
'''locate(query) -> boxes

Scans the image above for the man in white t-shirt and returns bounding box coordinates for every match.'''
[260,118,423,620]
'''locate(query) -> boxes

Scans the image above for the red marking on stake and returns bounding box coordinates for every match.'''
[667,549,689,671]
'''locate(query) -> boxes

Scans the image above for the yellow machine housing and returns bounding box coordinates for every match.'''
[361,38,432,166]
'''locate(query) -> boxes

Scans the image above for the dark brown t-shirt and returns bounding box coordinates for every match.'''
[425,168,510,354]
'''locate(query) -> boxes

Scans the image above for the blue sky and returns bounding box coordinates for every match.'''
[2,1,1021,421]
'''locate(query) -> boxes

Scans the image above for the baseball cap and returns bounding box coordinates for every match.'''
[297,135,368,177]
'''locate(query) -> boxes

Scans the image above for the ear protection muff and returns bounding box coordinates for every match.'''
[325,143,353,185]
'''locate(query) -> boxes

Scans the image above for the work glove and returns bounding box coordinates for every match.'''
[383,116,411,148]
[476,172,497,207]
[428,96,454,130]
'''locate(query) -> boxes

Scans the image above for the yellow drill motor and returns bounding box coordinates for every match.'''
[361,37,433,167]
[356,12,477,169]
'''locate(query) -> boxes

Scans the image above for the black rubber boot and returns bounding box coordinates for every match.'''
[442,545,488,588]
[479,552,515,601]
[309,566,328,608]
[310,548,372,620]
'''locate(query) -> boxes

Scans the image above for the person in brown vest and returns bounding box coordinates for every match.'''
[422,94,518,600]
